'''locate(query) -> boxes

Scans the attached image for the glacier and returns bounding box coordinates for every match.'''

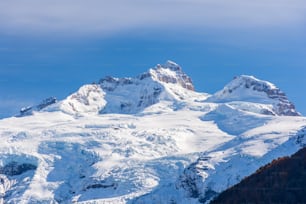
[0,61,305,203]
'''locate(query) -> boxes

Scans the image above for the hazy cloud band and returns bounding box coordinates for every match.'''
[1,0,305,36]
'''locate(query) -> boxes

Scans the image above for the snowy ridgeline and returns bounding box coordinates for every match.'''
[0,61,305,203]
[19,61,299,118]
[19,97,57,117]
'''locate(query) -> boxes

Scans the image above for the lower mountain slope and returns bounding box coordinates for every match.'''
[0,102,305,203]
[211,145,306,204]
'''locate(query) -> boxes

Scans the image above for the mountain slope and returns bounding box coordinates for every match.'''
[211,144,306,204]
[0,61,305,204]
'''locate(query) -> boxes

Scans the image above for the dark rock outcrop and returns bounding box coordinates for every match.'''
[0,162,37,176]
[19,97,57,116]
[151,61,195,91]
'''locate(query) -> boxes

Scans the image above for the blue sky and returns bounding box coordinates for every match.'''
[0,0,306,118]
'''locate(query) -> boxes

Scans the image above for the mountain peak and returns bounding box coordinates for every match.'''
[230,75,277,91]
[160,60,182,72]
[98,61,194,92]
[148,60,194,91]
[57,61,197,116]
[207,75,301,116]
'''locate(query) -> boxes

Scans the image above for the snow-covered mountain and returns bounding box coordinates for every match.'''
[206,75,300,116]
[0,61,305,204]
[49,61,199,116]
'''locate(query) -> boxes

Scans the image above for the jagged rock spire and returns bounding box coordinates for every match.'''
[149,60,195,91]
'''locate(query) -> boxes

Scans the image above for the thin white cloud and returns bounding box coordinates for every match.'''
[0,0,305,36]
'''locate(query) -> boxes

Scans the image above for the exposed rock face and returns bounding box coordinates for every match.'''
[237,75,299,116]
[0,159,37,203]
[149,61,195,91]
[296,126,306,147]
[207,75,300,116]
[19,97,57,116]
[99,61,195,92]
[99,76,134,92]
[178,155,217,203]
[0,162,37,176]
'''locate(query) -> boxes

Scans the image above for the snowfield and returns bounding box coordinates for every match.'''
[0,61,305,203]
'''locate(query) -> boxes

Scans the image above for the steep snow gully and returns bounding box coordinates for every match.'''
[0,61,305,203]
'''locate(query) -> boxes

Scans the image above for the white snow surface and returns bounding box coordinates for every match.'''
[0,62,305,204]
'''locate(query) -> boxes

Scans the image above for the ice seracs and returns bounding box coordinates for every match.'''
[206,75,300,116]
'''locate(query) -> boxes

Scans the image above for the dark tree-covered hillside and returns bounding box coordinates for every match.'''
[211,147,306,204]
